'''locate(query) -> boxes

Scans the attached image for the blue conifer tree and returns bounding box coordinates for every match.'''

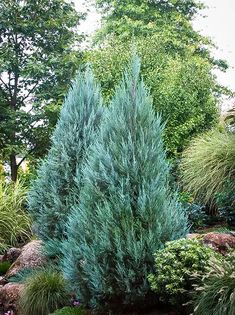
[62,57,188,309]
[28,68,102,256]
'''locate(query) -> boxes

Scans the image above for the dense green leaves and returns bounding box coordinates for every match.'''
[95,0,205,43]
[0,0,84,180]
[148,238,218,305]
[87,37,219,155]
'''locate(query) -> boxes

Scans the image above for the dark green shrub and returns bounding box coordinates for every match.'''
[28,67,102,257]
[194,252,235,315]
[20,268,69,315]
[184,203,209,231]
[148,238,219,305]
[0,260,11,275]
[216,181,235,226]
[49,307,86,315]
[62,56,188,310]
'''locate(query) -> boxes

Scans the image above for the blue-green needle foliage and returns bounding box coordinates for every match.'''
[28,67,102,257]
[62,56,188,309]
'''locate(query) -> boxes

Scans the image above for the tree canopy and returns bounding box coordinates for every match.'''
[0,0,84,180]
[87,37,219,156]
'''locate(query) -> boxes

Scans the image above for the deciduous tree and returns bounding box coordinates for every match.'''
[0,0,84,180]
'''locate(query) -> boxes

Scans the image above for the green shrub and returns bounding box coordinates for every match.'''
[49,307,86,315]
[194,252,235,315]
[0,260,11,275]
[148,238,219,305]
[216,181,235,226]
[0,180,31,253]
[20,268,69,315]
[62,56,188,310]
[180,130,235,208]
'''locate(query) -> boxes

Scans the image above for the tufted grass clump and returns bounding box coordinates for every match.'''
[194,252,235,315]
[180,130,235,206]
[0,180,31,253]
[20,268,69,315]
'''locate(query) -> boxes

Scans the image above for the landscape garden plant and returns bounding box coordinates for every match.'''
[180,130,235,212]
[194,251,235,315]
[0,1,234,314]
[0,179,31,253]
[61,57,188,310]
[148,238,220,306]
[28,68,103,257]
[19,268,70,315]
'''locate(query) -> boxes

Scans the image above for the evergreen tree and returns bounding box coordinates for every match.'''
[28,68,102,256]
[62,57,188,310]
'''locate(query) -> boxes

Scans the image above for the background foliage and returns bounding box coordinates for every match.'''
[0,0,84,180]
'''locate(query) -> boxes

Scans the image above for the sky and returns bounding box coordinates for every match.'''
[75,0,235,91]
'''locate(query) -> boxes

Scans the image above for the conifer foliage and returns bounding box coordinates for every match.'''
[62,57,188,309]
[28,68,102,256]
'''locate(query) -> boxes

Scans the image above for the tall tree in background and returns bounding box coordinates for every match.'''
[87,37,219,156]
[95,0,208,54]
[0,0,84,181]
[90,0,228,156]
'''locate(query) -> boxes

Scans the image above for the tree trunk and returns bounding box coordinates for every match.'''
[10,154,18,182]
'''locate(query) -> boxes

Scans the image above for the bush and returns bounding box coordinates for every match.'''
[194,252,235,315]
[148,238,219,305]
[180,130,235,209]
[178,191,209,231]
[62,56,188,310]
[0,180,31,253]
[49,307,86,315]
[0,261,11,275]
[186,203,210,230]
[19,268,69,315]
[28,67,102,257]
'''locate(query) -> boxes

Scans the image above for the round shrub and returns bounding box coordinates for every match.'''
[49,306,86,315]
[20,268,69,315]
[148,238,219,305]
[194,252,235,315]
